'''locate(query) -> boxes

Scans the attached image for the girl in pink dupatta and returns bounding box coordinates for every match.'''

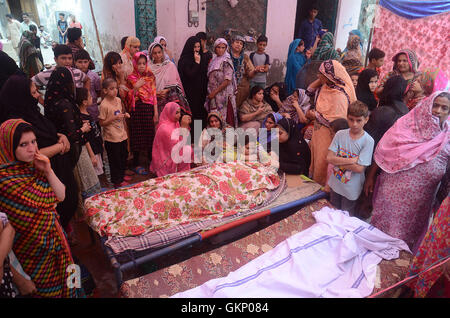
[371,91,450,249]
[150,102,192,177]
[126,52,158,174]
[148,42,189,115]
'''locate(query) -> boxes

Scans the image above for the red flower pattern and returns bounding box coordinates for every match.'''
[85,162,281,237]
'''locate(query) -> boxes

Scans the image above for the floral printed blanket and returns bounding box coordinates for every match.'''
[85,162,282,237]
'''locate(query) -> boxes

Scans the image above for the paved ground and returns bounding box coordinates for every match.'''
[1,39,55,66]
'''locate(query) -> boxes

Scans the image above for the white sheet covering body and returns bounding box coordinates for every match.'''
[172,207,410,298]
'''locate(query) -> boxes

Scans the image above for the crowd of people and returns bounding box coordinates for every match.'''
[0,3,448,298]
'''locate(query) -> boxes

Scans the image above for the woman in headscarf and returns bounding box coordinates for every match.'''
[126,52,158,174]
[276,117,311,175]
[18,31,43,78]
[279,88,311,126]
[205,38,238,128]
[342,58,363,88]
[238,85,273,132]
[307,59,356,186]
[44,67,92,228]
[264,82,288,112]
[230,35,256,108]
[0,119,80,298]
[311,32,340,61]
[356,68,379,111]
[376,49,420,97]
[362,75,410,209]
[178,36,208,131]
[120,36,141,81]
[404,69,449,110]
[148,41,189,115]
[341,31,363,64]
[285,39,309,96]
[259,112,284,153]
[197,111,233,164]
[150,102,192,177]
[364,75,409,148]
[370,91,449,249]
[154,35,174,62]
[0,74,79,231]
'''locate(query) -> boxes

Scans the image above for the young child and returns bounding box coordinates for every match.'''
[74,49,102,123]
[326,101,374,216]
[324,118,349,193]
[126,52,158,175]
[250,35,270,89]
[367,48,385,76]
[99,78,130,188]
[75,88,101,198]
[76,87,104,177]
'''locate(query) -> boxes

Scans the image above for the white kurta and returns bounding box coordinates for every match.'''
[172,207,410,298]
[6,20,22,50]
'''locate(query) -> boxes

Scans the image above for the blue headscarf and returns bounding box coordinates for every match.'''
[285,39,307,96]
[259,112,284,146]
[350,29,364,51]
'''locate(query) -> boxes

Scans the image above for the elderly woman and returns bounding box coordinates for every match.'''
[148,41,188,115]
[230,35,256,108]
[307,59,356,186]
[239,85,273,132]
[375,49,420,97]
[205,38,238,128]
[120,36,141,82]
[404,69,449,110]
[370,92,449,250]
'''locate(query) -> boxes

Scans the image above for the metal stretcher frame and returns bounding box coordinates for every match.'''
[97,190,328,288]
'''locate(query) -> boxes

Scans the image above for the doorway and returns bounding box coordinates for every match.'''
[7,0,22,20]
[294,0,339,38]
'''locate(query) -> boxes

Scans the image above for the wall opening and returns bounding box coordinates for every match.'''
[294,0,339,39]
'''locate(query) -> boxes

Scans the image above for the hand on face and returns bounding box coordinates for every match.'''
[34,150,52,174]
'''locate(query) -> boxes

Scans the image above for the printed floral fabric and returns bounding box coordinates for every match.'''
[85,162,281,237]
[406,196,449,298]
[372,7,450,81]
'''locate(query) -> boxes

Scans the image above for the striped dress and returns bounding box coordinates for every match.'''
[0,162,78,298]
